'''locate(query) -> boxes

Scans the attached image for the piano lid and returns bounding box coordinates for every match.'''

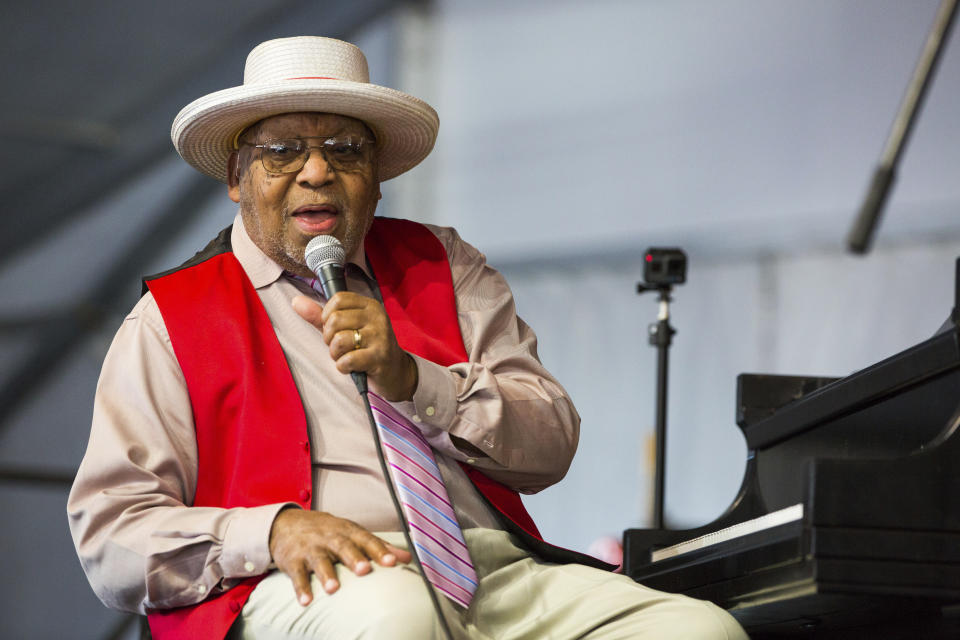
[739,324,960,450]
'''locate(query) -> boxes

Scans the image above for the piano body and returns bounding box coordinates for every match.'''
[623,260,960,638]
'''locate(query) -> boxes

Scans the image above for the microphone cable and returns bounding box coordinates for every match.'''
[350,373,456,640]
[305,233,456,639]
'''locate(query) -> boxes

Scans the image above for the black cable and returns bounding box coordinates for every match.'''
[353,375,455,640]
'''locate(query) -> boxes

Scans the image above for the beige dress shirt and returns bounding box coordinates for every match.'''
[67,214,580,614]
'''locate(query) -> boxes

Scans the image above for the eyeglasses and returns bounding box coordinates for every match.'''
[242,135,375,174]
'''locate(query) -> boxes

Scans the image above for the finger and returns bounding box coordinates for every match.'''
[351,530,390,561]
[309,553,341,596]
[356,535,408,566]
[321,309,370,344]
[330,348,378,376]
[328,325,365,355]
[291,296,324,328]
[320,292,370,322]
[286,559,315,606]
[329,538,373,576]
[385,543,413,564]
[328,328,381,362]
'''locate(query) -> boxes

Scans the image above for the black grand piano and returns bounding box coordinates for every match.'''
[623,259,960,638]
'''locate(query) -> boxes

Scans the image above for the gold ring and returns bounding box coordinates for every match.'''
[353,329,362,350]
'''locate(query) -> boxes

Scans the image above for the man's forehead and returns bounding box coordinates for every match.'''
[254,112,372,137]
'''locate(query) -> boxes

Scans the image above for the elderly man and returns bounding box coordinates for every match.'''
[68,37,746,640]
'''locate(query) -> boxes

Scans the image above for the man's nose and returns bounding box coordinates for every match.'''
[296,148,335,186]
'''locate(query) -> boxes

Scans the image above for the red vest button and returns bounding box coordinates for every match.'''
[302,440,310,452]
[299,489,311,502]
[228,599,242,614]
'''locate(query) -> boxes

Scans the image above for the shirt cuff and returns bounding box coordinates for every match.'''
[220,503,297,578]
[405,353,457,430]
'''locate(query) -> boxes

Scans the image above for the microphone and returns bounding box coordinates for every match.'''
[304,235,367,393]
[305,235,347,299]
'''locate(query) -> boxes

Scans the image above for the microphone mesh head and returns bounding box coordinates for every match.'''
[305,235,345,274]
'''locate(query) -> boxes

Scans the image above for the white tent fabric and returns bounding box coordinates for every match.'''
[0,1,958,637]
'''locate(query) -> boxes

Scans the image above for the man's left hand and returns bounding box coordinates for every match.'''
[292,292,418,401]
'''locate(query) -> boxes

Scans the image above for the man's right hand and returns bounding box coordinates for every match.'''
[269,509,412,605]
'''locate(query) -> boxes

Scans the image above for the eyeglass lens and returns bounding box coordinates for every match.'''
[259,137,372,173]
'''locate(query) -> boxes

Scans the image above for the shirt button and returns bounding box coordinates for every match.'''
[425,406,436,417]
[412,415,422,423]
[466,458,476,464]
[299,489,311,502]
[197,584,207,595]
[244,561,255,572]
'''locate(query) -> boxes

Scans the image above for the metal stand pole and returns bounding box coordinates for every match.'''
[651,289,675,529]
[639,284,676,530]
[638,247,685,530]
[953,257,960,329]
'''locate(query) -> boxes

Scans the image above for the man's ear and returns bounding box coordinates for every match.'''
[227,152,241,203]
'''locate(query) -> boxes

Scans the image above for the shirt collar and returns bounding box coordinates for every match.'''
[230,212,373,289]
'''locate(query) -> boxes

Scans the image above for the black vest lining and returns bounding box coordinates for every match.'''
[141,225,233,295]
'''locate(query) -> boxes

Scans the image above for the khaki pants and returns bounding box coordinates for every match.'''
[230,529,747,640]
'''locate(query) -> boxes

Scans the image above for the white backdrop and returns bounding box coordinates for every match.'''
[4,0,956,604]
[506,241,960,550]
[381,0,960,550]
[1,4,958,637]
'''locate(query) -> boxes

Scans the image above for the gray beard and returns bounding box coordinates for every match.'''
[238,193,310,277]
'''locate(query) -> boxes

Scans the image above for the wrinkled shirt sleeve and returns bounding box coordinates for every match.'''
[395,226,580,493]
[66,294,292,614]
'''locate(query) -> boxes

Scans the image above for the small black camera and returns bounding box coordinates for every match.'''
[643,248,687,286]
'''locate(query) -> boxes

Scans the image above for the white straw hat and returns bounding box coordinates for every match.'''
[171,36,439,183]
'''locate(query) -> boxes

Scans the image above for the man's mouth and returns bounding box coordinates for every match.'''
[292,204,339,234]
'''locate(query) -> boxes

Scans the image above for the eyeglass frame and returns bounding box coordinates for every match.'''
[238,135,377,175]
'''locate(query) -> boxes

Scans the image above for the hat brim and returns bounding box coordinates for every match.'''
[171,79,439,183]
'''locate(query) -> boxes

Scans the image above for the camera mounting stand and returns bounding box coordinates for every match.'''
[637,248,686,530]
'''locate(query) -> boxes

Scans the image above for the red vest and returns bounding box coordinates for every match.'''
[142,219,610,640]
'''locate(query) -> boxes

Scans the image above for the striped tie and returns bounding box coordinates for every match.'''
[368,393,478,608]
